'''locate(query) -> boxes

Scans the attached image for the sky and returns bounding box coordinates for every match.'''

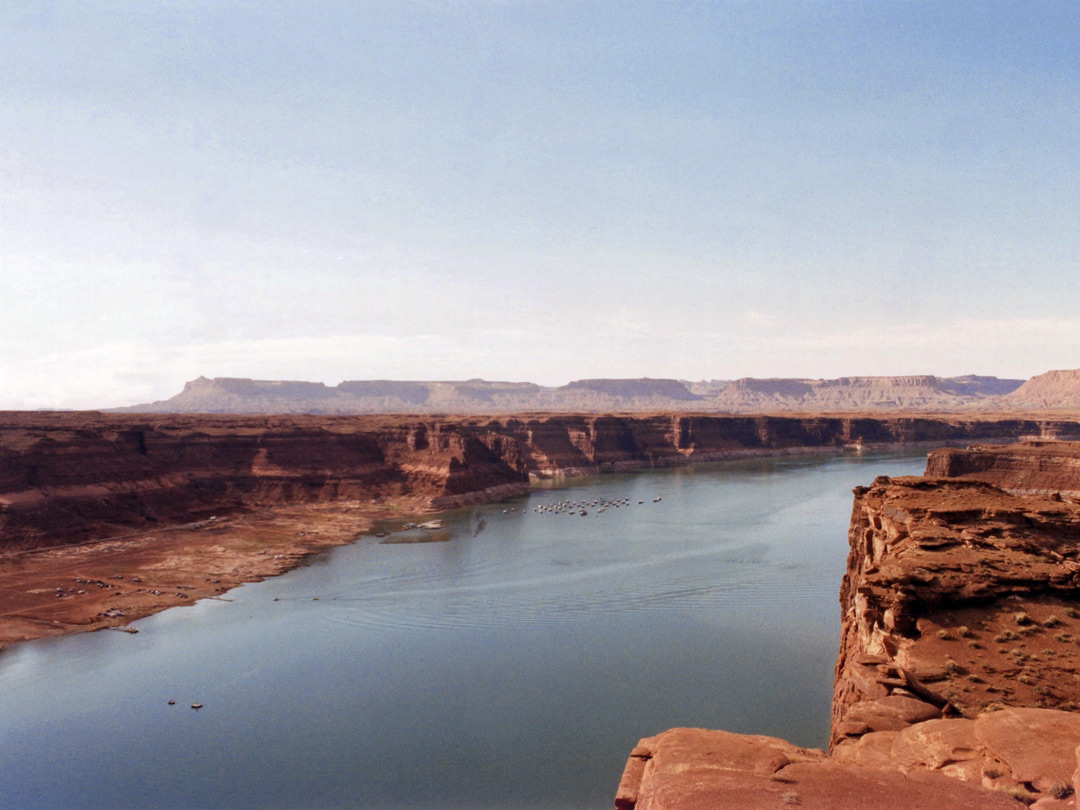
[2,1,1079,409]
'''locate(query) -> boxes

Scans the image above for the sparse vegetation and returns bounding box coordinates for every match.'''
[1013,611,1033,626]
[957,625,973,637]
[1049,781,1073,800]
[1044,615,1062,627]
[936,629,952,640]
[995,630,1018,643]
[998,784,1037,805]
[1065,607,1080,619]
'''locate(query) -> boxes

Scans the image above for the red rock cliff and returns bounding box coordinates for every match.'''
[925,440,1080,495]
[618,440,1080,809]
[6,412,1079,551]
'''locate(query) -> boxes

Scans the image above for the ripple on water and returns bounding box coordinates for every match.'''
[308,547,832,631]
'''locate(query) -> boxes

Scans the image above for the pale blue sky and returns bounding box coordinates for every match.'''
[2,2,1078,409]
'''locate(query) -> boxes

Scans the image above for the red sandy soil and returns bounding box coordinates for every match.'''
[0,496,430,653]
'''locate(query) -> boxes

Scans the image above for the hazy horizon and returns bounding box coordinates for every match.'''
[4,2,1079,410]
[154,368,1036,388]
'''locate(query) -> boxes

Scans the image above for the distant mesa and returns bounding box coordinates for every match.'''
[562,378,702,401]
[1001,368,1080,410]
[103,371,1080,415]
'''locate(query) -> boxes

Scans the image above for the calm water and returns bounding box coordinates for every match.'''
[0,451,926,810]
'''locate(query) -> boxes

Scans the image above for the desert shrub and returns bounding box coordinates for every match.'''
[997,784,1036,805]
[1049,781,1072,800]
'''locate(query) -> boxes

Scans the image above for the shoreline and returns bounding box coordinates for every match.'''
[0,441,915,655]
[0,430,1045,656]
[0,496,432,654]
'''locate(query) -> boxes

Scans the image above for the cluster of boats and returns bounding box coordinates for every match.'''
[532,495,661,517]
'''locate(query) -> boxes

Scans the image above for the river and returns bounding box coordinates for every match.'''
[0,450,927,810]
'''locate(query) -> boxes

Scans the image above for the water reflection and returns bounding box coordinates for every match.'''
[0,451,927,810]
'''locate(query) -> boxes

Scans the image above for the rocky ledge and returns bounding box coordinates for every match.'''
[618,441,1080,809]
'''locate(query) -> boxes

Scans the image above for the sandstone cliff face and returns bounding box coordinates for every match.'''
[6,412,1078,551]
[619,440,1080,809]
[926,440,1080,495]
[833,476,1080,740]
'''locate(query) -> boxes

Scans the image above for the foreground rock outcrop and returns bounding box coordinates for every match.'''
[616,725,1041,809]
[619,440,1080,809]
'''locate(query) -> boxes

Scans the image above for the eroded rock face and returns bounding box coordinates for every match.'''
[117,373,1031,414]
[3,411,1067,551]
[1003,369,1080,411]
[833,474,1080,742]
[823,447,1080,807]
[619,440,1080,810]
[926,440,1080,495]
[833,709,1080,803]
[617,727,1028,809]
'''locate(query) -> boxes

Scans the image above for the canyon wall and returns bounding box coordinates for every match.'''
[4,411,1079,551]
[10,411,1080,806]
[925,440,1080,496]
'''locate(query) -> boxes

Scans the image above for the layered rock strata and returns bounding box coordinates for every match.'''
[117,372,1031,415]
[618,440,1080,809]
[926,440,1080,495]
[5,411,1075,552]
